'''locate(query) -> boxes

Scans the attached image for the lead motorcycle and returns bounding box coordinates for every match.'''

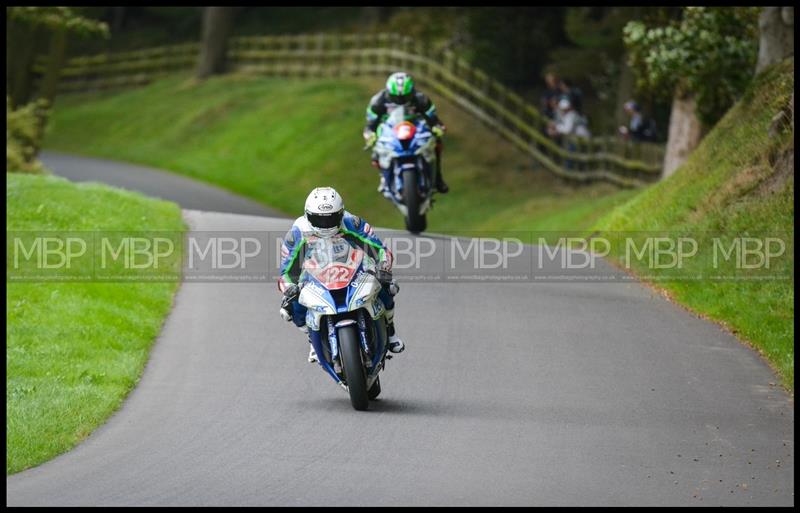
[370,106,439,234]
[283,235,392,410]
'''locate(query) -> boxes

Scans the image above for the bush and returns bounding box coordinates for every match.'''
[7,96,50,174]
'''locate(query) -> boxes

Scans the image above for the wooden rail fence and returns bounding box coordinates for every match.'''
[37,33,665,187]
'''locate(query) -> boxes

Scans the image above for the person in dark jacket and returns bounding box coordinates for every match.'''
[620,100,657,142]
[541,71,562,120]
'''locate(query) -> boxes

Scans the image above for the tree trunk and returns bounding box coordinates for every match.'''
[111,7,127,33]
[196,7,239,80]
[662,91,703,179]
[7,21,41,106]
[37,26,67,104]
[361,7,393,27]
[755,7,794,74]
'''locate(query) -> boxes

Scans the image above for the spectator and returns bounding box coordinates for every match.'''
[548,98,591,140]
[619,100,657,142]
[559,78,584,115]
[547,98,590,170]
[541,71,561,120]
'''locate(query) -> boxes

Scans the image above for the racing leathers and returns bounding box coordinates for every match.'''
[278,211,398,335]
[364,90,449,193]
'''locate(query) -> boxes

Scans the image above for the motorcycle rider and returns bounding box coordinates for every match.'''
[363,71,449,195]
[278,187,405,363]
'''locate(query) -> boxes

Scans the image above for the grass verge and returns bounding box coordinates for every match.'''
[6,173,185,474]
[592,58,795,390]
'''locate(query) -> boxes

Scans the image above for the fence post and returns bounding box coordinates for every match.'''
[354,33,364,77]
[316,32,325,78]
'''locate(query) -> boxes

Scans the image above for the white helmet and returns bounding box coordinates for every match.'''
[304,187,344,238]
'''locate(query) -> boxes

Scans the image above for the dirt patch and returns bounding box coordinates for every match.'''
[755,146,794,197]
[686,163,768,224]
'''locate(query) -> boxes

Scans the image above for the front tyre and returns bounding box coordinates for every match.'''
[339,325,369,411]
[402,168,427,234]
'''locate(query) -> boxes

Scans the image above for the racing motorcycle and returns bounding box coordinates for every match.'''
[282,235,392,411]
[370,106,439,234]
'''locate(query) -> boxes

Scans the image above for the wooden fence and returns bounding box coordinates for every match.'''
[38,33,665,187]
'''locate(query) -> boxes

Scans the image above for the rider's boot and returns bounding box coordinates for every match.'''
[384,307,405,353]
[377,174,389,194]
[435,142,449,194]
[435,175,450,194]
[297,325,317,363]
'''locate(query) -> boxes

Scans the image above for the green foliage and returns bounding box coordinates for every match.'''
[624,6,759,126]
[563,7,631,53]
[7,97,50,174]
[465,8,568,89]
[7,6,109,38]
[380,7,466,49]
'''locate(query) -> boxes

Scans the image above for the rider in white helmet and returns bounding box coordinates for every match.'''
[278,187,404,363]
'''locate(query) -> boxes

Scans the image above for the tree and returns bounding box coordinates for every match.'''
[465,7,568,90]
[6,7,107,173]
[755,7,794,74]
[6,7,108,105]
[196,7,240,79]
[624,7,759,177]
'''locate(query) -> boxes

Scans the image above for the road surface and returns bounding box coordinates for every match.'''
[7,154,793,506]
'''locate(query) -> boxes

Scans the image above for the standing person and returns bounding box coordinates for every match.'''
[363,72,449,195]
[619,100,657,142]
[547,98,590,169]
[548,98,591,140]
[541,71,562,120]
[559,78,584,115]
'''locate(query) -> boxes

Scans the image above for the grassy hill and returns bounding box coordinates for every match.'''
[593,58,795,389]
[6,174,185,474]
[44,74,634,235]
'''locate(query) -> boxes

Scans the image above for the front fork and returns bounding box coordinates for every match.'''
[309,310,384,385]
[391,159,430,196]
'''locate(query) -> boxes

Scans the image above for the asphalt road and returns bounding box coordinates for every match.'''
[40,150,285,218]
[7,154,794,506]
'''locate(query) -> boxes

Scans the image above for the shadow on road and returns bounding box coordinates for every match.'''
[295,396,528,421]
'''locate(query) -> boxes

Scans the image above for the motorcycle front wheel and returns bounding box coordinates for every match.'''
[339,325,369,411]
[402,168,427,234]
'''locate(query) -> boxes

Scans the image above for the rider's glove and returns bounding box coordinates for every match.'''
[371,268,393,286]
[363,130,377,149]
[279,284,300,322]
[432,124,446,138]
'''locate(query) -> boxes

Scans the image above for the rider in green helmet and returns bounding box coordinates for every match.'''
[363,71,449,194]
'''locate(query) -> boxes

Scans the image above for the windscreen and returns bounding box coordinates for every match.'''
[301,236,364,290]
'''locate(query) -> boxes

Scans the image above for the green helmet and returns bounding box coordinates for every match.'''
[386,72,415,104]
